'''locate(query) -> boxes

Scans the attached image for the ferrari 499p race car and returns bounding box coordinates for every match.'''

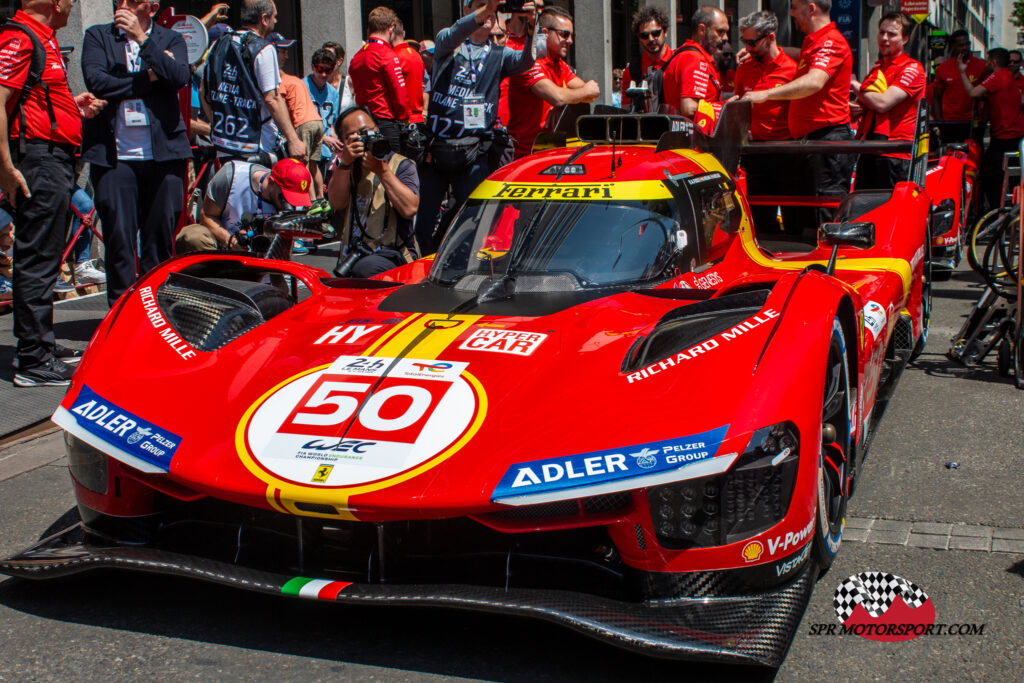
[2,103,942,667]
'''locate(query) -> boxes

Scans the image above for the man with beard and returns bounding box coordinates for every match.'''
[621,6,672,112]
[739,0,853,229]
[662,6,729,128]
[851,12,924,191]
[506,6,599,158]
[733,10,796,235]
[931,30,987,143]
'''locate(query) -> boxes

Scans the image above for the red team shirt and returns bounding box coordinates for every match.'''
[934,56,987,121]
[498,32,528,127]
[349,38,410,121]
[622,46,672,110]
[661,40,721,115]
[0,10,81,146]
[980,69,1024,139]
[508,56,577,157]
[734,50,797,140]
[859,52,925,159]
[788,22,851,139]
[393,41,425,124]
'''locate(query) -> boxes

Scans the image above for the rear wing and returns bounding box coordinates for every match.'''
[742,99,929,187]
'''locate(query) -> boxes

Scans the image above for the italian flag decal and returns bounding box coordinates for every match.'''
[281,577,351,600]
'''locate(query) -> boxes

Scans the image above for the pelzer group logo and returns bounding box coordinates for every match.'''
[833,572,935,641]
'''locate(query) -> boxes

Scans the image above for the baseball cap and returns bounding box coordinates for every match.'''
[269,32,297,49]
[419,39,435,55]
[208,23,231,42]
[270,159,313,208]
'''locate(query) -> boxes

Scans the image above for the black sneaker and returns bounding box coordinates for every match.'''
[13,357,74,387]
[53,343,84,365]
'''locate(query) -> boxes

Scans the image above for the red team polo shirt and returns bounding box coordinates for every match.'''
[498,32,528,127]
[980,69,1024,140]
[788,22,851,139]
[349,37,410,121]
[0,10,81,146]
[508,56,577,157]
[661,40,721,116]
[393,41,424,124]
[734,50,797,140]
[934,56,987,122]
[1014,72,1024,98]
[859,52,925,159]
[621,46,672,110]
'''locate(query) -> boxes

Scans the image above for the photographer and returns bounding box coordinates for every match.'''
[328,106,419,278]
[416,0,537,255]
[176,157,314,253]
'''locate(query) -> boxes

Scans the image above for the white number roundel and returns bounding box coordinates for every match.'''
[243,357,481,487]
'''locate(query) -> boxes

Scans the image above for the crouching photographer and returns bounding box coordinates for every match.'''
[328,106,419,278]
[176,157,316,254]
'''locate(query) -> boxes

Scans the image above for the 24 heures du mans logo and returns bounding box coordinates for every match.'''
[806,571,985,640]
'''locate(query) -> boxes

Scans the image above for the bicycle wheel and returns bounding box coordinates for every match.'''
[968,207,1011,275]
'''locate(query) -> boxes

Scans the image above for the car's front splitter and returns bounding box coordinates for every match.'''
[1,523,815,667]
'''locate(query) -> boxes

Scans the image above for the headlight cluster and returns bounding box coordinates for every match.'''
[649,422,799,550]
[66,431,109,494]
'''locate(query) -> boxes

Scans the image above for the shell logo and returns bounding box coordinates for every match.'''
[741,540,763,563]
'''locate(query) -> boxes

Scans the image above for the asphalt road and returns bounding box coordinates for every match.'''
[0,265,1022,681]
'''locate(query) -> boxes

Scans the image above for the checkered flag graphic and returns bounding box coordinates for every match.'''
[833,572,929,621]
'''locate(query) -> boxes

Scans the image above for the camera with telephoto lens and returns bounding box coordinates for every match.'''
[359,130,391,160]
[334,240,374,277]
[497,0,526,12]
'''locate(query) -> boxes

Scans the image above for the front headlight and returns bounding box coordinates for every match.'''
[66,431,108,494]
[648,422,799,549]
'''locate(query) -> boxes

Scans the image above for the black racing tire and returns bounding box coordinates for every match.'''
[1016,323,1024,390]
[910,234,933,362]
[998,337,1012,377]
[813,318,851,573]
[967,207,1009,275]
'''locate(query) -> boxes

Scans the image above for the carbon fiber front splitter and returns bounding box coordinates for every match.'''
[1,523,815,667]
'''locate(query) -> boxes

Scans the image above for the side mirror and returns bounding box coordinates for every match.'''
[930,198,956,237]
[818,221,876,250]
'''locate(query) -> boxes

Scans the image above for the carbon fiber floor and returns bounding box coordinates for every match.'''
[0,244,341,438]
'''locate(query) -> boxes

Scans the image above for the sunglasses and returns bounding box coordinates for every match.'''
[742,34,768,48]
[313,64,333,74]
[550,28,574,40]
[638,29,662,40]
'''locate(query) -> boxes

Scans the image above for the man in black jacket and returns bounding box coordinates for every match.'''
[82,0,192,305]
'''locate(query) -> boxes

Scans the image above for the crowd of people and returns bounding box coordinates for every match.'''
[0,0,1019,389]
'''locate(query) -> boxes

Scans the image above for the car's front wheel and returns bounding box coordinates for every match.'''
[813,318,850,573]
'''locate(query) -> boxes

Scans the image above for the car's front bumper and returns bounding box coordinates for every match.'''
[2,522,815,667]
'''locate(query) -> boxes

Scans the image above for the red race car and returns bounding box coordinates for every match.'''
[925,137,980,278]
[2,104,939,667]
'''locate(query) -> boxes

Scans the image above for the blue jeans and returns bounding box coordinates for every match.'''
[0,186,95,264]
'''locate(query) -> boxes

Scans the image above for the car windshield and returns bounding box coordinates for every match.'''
[430,198,692,291]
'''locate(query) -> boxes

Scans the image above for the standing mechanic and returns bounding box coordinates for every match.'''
[328,106,418,278]
[415,0,536,255]
[733,10,796,235]
[0,0,105,387]
[739,0,853,229]
[349,6,409,154]
[960,48,1024,212]
[661,6,729,126]
[931,30,987,144]
[506,6,599,159]
[82,0,192,307]
[620,6,673,112]
[851,12,924,191]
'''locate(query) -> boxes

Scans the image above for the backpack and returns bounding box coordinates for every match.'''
[0,17,56,152]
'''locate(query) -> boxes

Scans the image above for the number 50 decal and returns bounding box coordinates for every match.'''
[278,374,452,443]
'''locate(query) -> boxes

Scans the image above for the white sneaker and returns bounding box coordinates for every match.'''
[74,260,106,284]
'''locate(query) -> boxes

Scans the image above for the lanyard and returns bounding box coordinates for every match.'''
[463,41,490,83]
